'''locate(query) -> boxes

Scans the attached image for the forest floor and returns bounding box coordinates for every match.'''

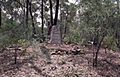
[0,43,120,77]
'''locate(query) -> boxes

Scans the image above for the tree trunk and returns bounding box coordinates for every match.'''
[54,0,59,25]
[29,1,36,38]
[14,49,17,64]
[63,11,68,38]
[0,3,1,28]
[25,0,29,39]
[93,31,99,47]
[48,0,59,39]
[41,0,45,41]
[117,0,119,14]
[116,0,120,49]
[93,35,105,67]
[48,0,53,35]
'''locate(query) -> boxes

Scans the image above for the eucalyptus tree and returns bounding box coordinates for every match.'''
[115,0,120,48]
[54,0,79,42]
[79,0,120,67]
[0,0,41,45]
[48,0,60,36]
[29,1,36,38]
[41,0,44,41]
[47,0,53,36]
[54,0,59,25]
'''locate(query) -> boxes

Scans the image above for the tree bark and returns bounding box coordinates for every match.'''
[25,0,29,39]
[14,49,17,64]
[26,0,29,29]
[0,3,1,28]
[41,0,45,41]
[93,35,105,67]
[49,0,53,26]
[64,10,68,37]
[93,31,99,47]
[48,0,53,35]
[116,0,120,49]
[117,0,119,14]
[29,1,36,38]
[54,0,59,25]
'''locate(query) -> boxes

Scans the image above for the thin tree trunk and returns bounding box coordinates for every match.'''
[116,0,120,49]
[29,1,36,38]
[64,10,68,38]
[14,49,17,64]
[117,0,119,14]
[93,31,99,47]
[54,0,59,25]
[93,35,105,67]
[49,0,53,26]
[48,0,53,35]
[26,0,29,28]
[23,0,26,38]
[25,0,29,39]
[0,3,1,28]
[41,0,44,41]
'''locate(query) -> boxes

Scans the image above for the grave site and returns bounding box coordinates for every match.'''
[0,0,120,77]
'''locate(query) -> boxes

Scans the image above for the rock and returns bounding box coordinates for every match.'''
[49,26,62,44]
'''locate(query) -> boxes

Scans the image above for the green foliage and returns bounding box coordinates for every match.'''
[103,36,118,51]
[18,39,30,47]
[65,25,95,45]
[63,26,81,44]
[0,15,27,48]
[0,35,18,48]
